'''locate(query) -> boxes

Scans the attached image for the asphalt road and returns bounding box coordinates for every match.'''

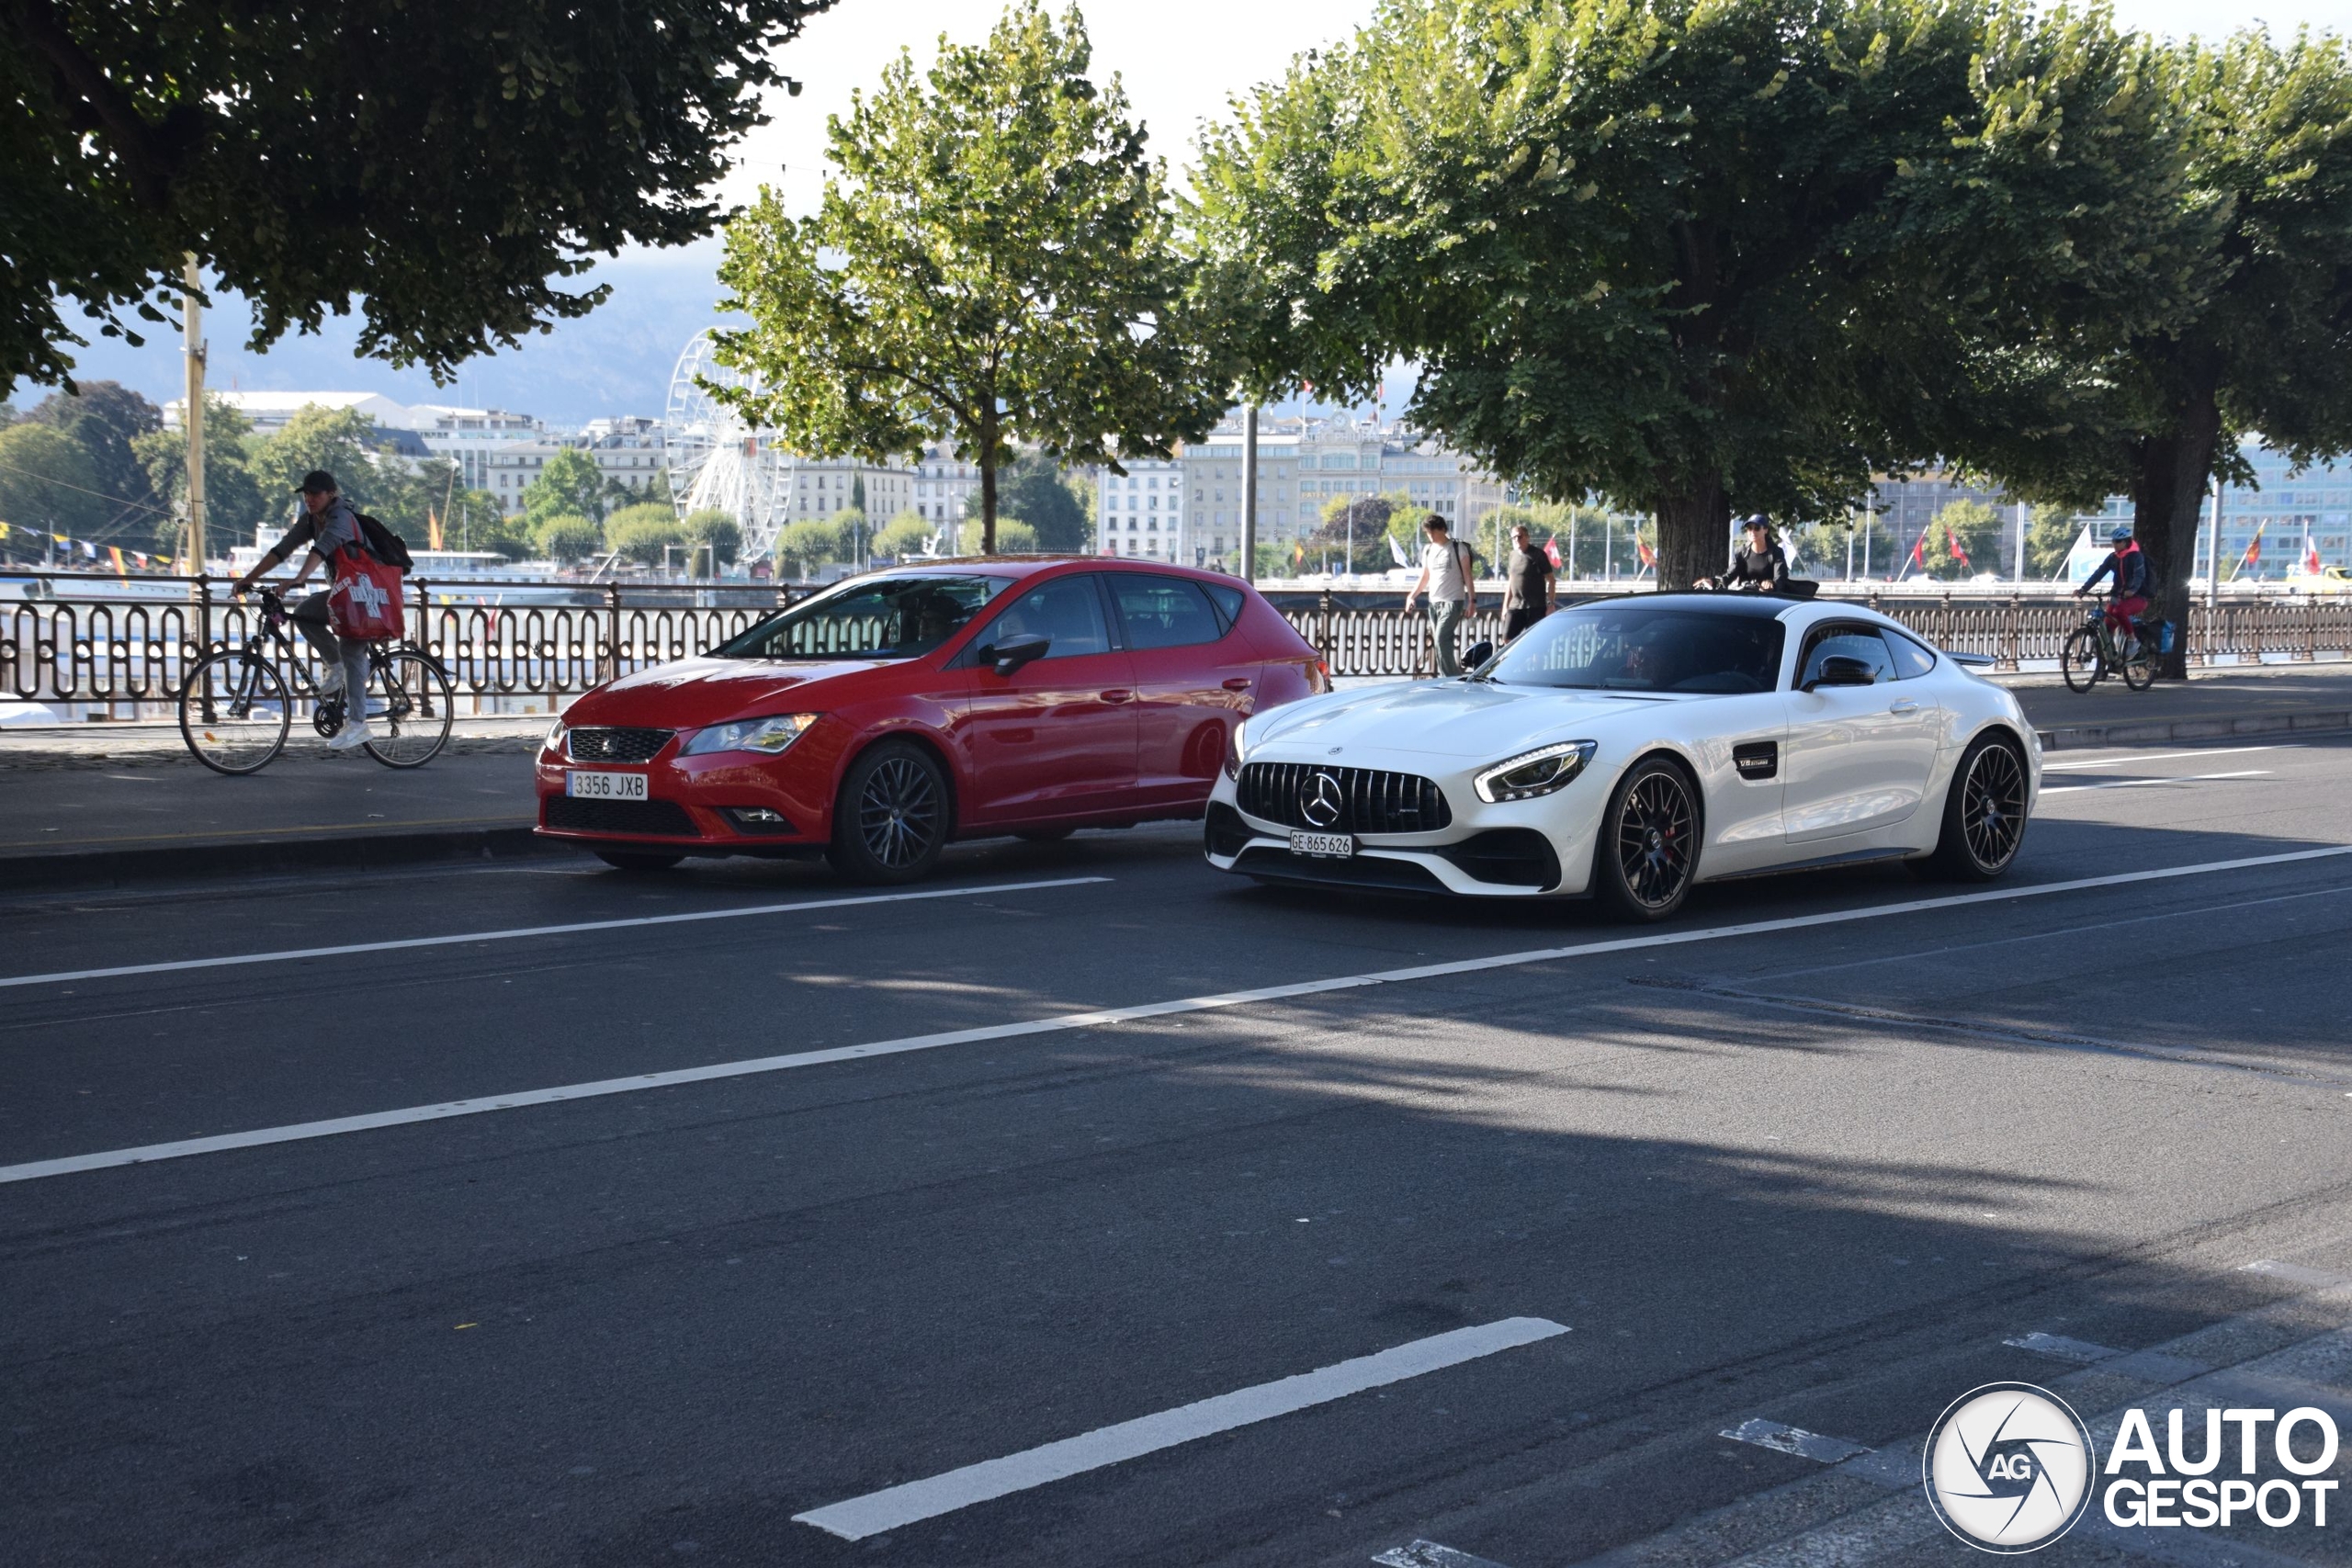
[6,736,2352,1568]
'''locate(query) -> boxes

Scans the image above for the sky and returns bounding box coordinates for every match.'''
[33,0,2352,428]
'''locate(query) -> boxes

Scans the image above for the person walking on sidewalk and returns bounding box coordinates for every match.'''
[1502,523,1555,643]
[230,469,379,751]
[1403,514,1478,677]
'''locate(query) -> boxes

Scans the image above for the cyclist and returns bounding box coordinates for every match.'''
[229,469,379,750]
[2075,524,2151,654]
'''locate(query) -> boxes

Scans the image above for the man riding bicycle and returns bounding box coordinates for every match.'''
[229,469,379,751]
[2076,524,2152,654]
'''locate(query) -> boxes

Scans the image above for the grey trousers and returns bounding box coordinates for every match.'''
[1429,599,1467,677]
[291,592,372,714]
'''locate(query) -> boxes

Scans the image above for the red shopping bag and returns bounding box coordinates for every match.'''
[328,543,405,640]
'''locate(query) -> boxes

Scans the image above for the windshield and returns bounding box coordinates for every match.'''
[715,574,1008,660]
[1486,605,1786,694]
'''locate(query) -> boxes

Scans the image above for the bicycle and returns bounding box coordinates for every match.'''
[2060,593,2156,694]
[176,586,456,774]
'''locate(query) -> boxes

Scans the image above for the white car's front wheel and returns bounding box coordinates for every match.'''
[1929,734,2029,880]
[1593,757,1699,922]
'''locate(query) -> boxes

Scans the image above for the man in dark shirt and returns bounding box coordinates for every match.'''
[229,469,379,750]
[1502,524,1555,641]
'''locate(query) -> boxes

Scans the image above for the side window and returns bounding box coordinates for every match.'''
[1799,626,1895,687]
[1883,629,1939,680]
[1203,581,1247,630]
[984,575,1112,660]
[1111,575,1225,649]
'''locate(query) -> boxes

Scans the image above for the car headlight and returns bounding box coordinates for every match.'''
[680,712,821,757]
[1224,716,1250,780]
[544,716,568,753]
[1474,740,1598,804]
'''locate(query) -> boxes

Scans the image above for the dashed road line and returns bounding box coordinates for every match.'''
[2041,744,2297,772]
[792,1317,1569,1541]
[2005,1331,2124,1364]
[1719,1419,1873,1464]
[1374,1540,1516,1568]
[2041,769,2272,795]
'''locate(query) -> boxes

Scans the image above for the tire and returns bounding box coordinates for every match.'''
[177,651,290,775]
[594,850,683,872]
[1928,734,2030,880]
[2119,638,2156,692]
[826,739,949,885]
[363,650,456,768]
[1013,827,1075,842]
[1591,757,1700,922]
[2060,627,2105,693]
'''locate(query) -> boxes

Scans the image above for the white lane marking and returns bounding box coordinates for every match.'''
[2041,769,2270,795]
[2242,1258,2352,1290]
[8,843,2352,1185]
[791,1317,1568,1541]
[2004,1331,2122,1364]
[1719,1418,1872,1463]
[0,877,1114,991]
[2040,744,2295,772]
[1374,1541,1516,1568]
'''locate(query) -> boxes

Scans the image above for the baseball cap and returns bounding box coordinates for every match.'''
[297,469,339,494]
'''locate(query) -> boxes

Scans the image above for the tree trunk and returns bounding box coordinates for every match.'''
[1653,479,1729,593]
[978,409,1000,556]
[2131,375,2222,681]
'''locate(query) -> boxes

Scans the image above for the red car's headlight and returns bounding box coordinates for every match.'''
[679,712,822,757]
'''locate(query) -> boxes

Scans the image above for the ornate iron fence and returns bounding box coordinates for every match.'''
[8,573,2350,707]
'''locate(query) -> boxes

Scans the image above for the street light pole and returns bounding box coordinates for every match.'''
[1240,403,1259,584]
[181,255,207,576]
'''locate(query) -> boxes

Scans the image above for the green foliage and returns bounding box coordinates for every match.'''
[2028,505,2086,579]
[710,2,1228,553]
[775,518,845,577]
[523,448,609,526]
[871,510,935,559]
[250,405,381,498]
[605,509,685,565]
[827,506,869,558]
[132,393,269,551]
[23,381,164,544]
[6,1,833,392]
[680,508,744,570]
[0,423,106,536]
[1193,0,2201,590]
[533,513,604,564]
[995,452,1091,551]
[1917,500,2007,580]
[959,518,1039,554]
[1306,491,1418,573]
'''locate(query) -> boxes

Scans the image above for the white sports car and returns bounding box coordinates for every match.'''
[1204,593,2039,921]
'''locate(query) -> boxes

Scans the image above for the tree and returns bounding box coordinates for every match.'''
[995,452,1091,551]
[532,513,603,563]
[824,506,869,569]
[959,518,1039,554]
[522,449,608,527]
[1193,0,2200,592]
[23,381,164,543]
[681,508,743,570]
[2027,505,2086,580]
[605,509,685,566]
[0,423,106,537]
[775,518,844,578]
[1306,491,1414,574]
[132,392,269,553]
[710,2,1229,553]
[5,0,833,393]
[251,405,382,498]
[872,510,934,558]
[1915,501,2005,580]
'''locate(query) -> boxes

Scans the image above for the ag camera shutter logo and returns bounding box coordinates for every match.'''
[1923,1382,2097,1552]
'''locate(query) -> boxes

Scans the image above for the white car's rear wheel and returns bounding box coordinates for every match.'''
[1593,758,1698,922]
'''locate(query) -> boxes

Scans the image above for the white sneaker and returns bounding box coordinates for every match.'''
[316,663,345,696]
[326,718,376,751]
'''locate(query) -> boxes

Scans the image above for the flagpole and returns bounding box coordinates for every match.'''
[181,255,207,579]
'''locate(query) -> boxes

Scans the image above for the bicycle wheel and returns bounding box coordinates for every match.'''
[363,649,456,768]
[177,651,291,774]
[2060,627,2105,693]
[2120,637,2157,691]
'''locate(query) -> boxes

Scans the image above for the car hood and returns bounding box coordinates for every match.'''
[567,656,909,729]
[1248,680,1702,760]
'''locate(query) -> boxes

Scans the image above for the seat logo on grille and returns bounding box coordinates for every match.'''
[1299,771,1345,829]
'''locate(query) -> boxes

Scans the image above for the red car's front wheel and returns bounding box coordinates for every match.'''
[827,739,949,884]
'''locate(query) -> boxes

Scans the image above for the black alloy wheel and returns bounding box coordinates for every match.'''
[1930,735,2030,880]
[828,739,948,884]
[1595,758,1699,921]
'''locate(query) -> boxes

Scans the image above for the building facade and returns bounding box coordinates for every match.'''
[1095,459,1188,561]
[783,459,914,526]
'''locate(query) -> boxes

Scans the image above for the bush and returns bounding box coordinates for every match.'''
[680,507,743,569]
[871,510,935,559]
[775,518,844,578]
[958,518,1039,554]
[605,509,685,565]
[533,513,604,563]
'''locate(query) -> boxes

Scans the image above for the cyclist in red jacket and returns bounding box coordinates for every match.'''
[2076,525,2151,652]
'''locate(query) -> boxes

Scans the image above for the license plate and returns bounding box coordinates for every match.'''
[1289,829,1356,859]
[567,770,648,800]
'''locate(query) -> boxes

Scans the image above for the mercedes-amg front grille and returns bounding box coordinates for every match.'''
[1236,761,1452,836]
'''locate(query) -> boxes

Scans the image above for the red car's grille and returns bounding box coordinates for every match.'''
[567,727,673,764]
[544,797,699,837]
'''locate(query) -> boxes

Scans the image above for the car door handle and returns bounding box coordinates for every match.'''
[1223,677,1253,692]
[1888,698,1920,714]
[1100,689,1134,704]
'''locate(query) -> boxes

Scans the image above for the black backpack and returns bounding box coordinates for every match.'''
[354,512,413,574]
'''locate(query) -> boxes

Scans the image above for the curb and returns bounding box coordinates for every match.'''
[2035,707,2352,752]
[0,824,561,894]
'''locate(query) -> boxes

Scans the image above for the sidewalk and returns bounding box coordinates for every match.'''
[3,667,2347,891]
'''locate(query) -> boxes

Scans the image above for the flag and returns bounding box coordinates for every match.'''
[2307,531,2323,575]
[2230,521,2267,581]
[428,509,446,551]
[2062,525,2102,584]
[107,546,127,577]
[1293,540,1306,566]
[132,551,149,568]
[1947,528,1972,570]
[51,533,69,548]
[0,523,10,539]
[1544,536,1561,569]
[1388,534,1408,567]
[1635,537,1656,570]
[77,539,96,559]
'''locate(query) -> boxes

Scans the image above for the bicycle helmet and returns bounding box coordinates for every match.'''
[2109,524,2132,543]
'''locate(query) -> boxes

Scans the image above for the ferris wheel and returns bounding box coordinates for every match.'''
[662,331,794,558]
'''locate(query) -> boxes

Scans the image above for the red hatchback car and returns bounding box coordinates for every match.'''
[536,558,1327,881]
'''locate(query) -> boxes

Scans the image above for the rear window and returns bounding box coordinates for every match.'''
[1883,629,1939,680]
[1111,576,1226,649]
[715,575,1006,660]
[1203,581,1247,629]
